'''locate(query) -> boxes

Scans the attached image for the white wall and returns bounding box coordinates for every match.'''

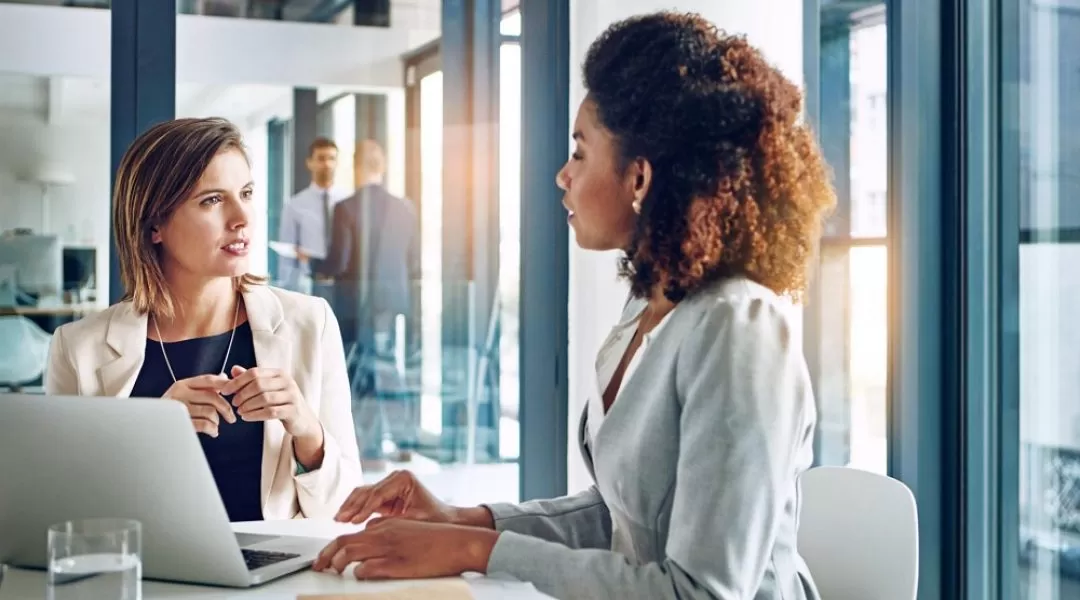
[0,105,277,304]
[0,4,437,89]
[0,110,111,302]
[566,0,804,494]
[0,3,425,303]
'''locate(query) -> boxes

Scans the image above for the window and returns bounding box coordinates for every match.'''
[1014,1,1080,597]
[808,3,888,475]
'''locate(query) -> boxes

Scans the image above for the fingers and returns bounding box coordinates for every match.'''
[183,373,229,391]
[186,390,236,424]
[313,536,342,571]
[335,486,376,523]
[219,367,279,398]
[237,401,293,423]
[231,375,289,410]
[329,536,380,574]
[354,558,396,580]
[334,478,398,524]
[365,516,394,529]
[190,416,220,438]
[314,533,381,573]
[355,471,415,524]
[186,403,221,424]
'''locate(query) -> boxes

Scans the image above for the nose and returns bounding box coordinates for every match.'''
[226,195,251,230]
[555,162,570,191]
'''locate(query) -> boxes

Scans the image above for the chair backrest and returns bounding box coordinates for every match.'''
[798,466,919,600]
[0,316,52,387]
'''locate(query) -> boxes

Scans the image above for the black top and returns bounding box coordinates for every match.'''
[130,321,264,523]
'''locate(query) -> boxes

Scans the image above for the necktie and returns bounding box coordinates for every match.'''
[322,190,332,250]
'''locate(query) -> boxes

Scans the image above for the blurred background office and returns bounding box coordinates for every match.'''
[0,1,1077,599]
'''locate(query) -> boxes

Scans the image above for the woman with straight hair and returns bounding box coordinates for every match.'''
[313,11,836,600]
[45,117,362,521]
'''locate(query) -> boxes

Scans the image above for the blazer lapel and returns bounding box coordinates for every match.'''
[96,302,148,397]
[242,286,294,513]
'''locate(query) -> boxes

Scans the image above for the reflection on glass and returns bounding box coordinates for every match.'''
[847,245,887,472]
[0,68,110,393]
[500,9,521,36]
[498,42,522,460]
[1017,2,1080,598]
[812,7,888,476]
[850,17,887,239]
[419,70,444,439]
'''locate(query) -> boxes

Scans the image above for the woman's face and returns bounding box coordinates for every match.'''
[152,148,254,284]
[556,98,649,251]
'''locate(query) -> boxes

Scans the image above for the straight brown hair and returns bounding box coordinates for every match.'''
[112,117,265,319]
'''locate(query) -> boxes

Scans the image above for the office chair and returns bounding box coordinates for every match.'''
[798,466,919,600]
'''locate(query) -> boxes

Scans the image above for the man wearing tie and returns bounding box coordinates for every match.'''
[277,137,350,293]
[318,139,420,468]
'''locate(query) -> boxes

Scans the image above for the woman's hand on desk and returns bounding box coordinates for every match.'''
[162,374,236,438]
[333,470,494,529]
[312,519,499,579]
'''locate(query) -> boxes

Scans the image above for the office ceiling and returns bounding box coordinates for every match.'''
[0,72,292,127]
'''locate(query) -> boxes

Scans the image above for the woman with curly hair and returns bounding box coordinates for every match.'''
[313,11,835,599]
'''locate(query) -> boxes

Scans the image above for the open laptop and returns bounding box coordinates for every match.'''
[0,393,330,588]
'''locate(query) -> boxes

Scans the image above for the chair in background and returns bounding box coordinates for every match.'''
[0,264,52,392]
[798,465,919,600]
[0,316,52,392]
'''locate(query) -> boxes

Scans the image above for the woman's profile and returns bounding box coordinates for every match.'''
[45,117,362,521]
[315,10,837,599]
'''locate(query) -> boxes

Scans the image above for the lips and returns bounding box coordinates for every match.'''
[222,239,249,253]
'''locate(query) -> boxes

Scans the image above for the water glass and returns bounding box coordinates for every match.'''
[47,518,142,600]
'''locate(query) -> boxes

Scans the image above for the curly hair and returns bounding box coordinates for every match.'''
[583,11,836,302]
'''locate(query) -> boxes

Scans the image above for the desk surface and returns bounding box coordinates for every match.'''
[2,303,100,316]
[0,520,550,600]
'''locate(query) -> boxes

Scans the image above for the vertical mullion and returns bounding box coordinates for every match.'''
[519,0,569,501]
[110,0,175,304]
[886,0,956,597]
[996,0,1023,594]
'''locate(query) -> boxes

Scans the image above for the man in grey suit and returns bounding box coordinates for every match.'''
[317,140,420,467]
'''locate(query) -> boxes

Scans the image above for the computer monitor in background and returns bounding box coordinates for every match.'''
[0,234,62,298]
[62,246,96,293]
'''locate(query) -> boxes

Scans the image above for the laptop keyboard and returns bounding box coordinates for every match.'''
[241,549,301,571]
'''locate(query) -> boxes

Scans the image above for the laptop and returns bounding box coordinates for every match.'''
[0,393,330,588]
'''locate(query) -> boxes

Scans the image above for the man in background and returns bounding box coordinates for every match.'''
[277,137,351,293]
[318,139,420,469]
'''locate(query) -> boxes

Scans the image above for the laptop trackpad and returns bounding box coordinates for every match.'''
[235,533,280,548]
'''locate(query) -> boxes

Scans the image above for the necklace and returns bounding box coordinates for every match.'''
[152,297,241,384]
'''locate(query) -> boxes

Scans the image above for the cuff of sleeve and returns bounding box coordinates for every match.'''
[481,502,519,531]
[486,531,551,579]
[293,424,334,490]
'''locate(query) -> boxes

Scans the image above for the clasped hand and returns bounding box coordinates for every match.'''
[162,366,316,438]
[313,471,499,580]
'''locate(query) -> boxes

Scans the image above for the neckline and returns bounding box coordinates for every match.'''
[150,320,250,346]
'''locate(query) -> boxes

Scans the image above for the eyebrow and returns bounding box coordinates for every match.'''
[194,181,255,196]
[572,130,585,142]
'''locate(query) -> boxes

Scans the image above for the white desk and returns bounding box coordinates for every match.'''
[0,520,550,600]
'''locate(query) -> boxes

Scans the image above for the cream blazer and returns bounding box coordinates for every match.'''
[43,284,363,521]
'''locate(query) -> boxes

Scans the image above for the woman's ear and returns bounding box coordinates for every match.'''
[150,225,162,244]
[630,158,653,214]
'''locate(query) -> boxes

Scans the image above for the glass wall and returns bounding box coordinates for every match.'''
[808,1,888,475]
[1015,0,1080,598]
[173,0,522,507]
[0,0,111,393]
[397,6,523,504]
[0,0,537,507]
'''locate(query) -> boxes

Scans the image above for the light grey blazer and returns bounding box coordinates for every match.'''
[484,277,820,600]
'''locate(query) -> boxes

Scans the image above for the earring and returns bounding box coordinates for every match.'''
[632,199,642,214]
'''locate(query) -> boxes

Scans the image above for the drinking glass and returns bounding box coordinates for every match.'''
[47,518,142,600]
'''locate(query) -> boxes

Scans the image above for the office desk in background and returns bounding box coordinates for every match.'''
[2,303,100,318]
[0,520,552,600]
